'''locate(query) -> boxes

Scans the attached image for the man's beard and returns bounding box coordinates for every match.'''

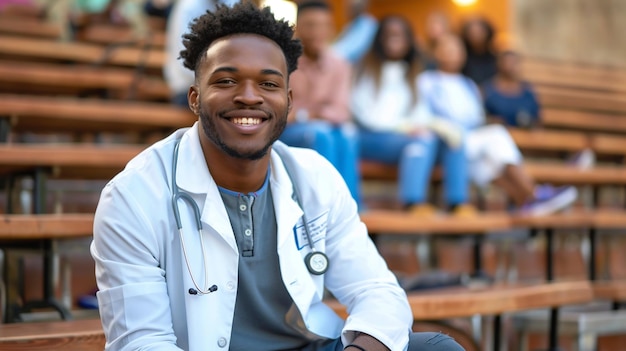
[199,108,287,161]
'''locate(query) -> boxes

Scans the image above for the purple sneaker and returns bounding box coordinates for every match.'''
[519,185,578,216]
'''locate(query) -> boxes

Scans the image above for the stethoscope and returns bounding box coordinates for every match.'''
[171,139,329,296]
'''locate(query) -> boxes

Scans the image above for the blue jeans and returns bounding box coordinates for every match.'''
[280,121,361,204]
[359,130,468,206]
[309,332,465,350]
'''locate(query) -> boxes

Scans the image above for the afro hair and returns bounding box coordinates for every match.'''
[180,2,302,75]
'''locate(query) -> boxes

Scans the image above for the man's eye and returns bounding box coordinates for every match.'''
[261,82,279,88]
[216,79,236,85]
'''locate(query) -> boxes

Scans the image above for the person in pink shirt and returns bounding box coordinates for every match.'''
[279,0,360,204]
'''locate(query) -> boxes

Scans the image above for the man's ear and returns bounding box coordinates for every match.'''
[287,88,293,114]
[188,86,199,115]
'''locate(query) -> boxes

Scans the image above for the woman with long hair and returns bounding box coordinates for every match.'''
[351,15,474,216]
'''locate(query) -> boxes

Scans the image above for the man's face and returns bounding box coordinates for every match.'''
[296,8,333,57]
[189,34,291,161]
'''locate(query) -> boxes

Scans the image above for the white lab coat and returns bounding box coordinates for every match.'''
[91,123,412,351]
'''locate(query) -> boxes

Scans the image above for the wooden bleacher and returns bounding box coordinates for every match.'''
[0,94,194,136]
[0,16,61,40]
[0,318,104,351]
[78,24,166,48]
[0,144,144,179]
[0,35,164,69]
[0,11,624,351]
[0,60,170,100]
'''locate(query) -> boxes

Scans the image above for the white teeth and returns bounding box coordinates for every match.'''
[232,117,261,126]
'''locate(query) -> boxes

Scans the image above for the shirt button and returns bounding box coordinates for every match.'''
[226,281,235,290]
[239,204,247,211]
[217,337,227,348]
[244,229,252,236]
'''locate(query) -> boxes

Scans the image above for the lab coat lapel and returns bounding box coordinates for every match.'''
[175,124,237,253]
[270,144,318,317]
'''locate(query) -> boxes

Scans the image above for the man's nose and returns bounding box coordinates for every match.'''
[234,81,263,105]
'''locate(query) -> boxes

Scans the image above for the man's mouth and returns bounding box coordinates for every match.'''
[230,117,263,126]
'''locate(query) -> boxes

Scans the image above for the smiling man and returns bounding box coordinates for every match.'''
[91,3,464,351]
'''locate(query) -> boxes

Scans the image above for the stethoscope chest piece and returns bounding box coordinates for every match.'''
[305,251,329,275]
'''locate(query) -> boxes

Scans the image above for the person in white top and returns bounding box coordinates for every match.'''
[351,15,475,216]
[164,0,239,106]
[92,3,465,351]
[418,34,577,215]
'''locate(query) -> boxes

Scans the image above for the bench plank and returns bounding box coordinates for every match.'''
[361,210,511,234]
[593,281,626,301]
[590,134,626,157]
[523,163,626,185]
[361,159,626,186]
[0,61,169,100]
[0,144,144,179]
[0,214,93,240]
[536,86,626,115]
[511,211,595,229]
[543,109,626,134]
[508,128,589,152]
[593,210,626,228]
[522,59,626,94]
[0,319,104,351]
[0,17,61,39]
[327,281,594,320]
[79,25,165,48]
[0,35,164,69]
[0,94,194,133]
[0,282,593,349]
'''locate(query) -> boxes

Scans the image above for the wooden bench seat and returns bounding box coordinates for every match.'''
[327,281,593,320]
[593,281,626,302]
[511,211,594,230]
[0,61,169,100]
[0,94,194,134]
[590,134,626,158]
[542,109,626,134]
[0,282,593,350]
[360,159,626,186]
[523,163,626,185]
[78,24,166,48]
[536,86,626,115]
[0,16,61,39]
[507,128,589,153]
[0,214,93,240]
[361,210,511,235]
[0,35,164,69]
[522,59,626,95]
[0,144,144,179]
[0,318,104,351]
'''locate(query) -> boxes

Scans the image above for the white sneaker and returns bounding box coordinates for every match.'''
[519,185,578,216]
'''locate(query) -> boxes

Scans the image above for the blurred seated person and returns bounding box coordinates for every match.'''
[165,0,239,106]
[351,15,473,216]
[331,0,377,65]
[483,50,540,128]
[422,11,451,70]
[143,0,173,20]
[280,1,360,204]
[460,16,497,85]
[27,0,159,40]
[419,34,577,215]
